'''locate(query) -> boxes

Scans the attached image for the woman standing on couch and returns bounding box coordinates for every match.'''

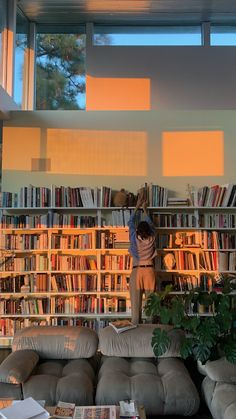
[128,197,157,324]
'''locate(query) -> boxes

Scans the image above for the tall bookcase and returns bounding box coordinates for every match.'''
[152,206,236,316]
[0,184,236,346]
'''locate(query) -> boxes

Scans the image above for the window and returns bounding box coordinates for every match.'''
[0,0,7,87]
[211,26,236,46]
[36,26,86,110]
[93,25,202,46]
[14,10,29,108]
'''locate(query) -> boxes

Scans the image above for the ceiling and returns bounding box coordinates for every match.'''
[16,0,236,25]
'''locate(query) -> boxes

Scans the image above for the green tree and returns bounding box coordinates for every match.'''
[36,34,86,110]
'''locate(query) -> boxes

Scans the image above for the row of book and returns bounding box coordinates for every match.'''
[0,296,131,315]
[101,254,131,270]
[50,255,97,271]
[51,233,95,249]
[2,211,236,230]
[3,183,236,209]
[200,231,236,249]
[1,255,48,272]
[0,318,111,337]
[0,273,129,294]
[156,232,200,249]
[199,213,236,229]
[194,184,236,207]
[2,233,48,250]
[158,251,198,271]
[2,230,236,255]
[152,213,197,228]
[0,214,98,229]
[199,251,236,271]
[156,231,236,250]
[0,185,113,208]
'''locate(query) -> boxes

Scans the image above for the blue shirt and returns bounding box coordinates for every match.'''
[128,211,155,260]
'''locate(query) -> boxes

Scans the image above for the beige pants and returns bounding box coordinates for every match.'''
[129,266,156,324]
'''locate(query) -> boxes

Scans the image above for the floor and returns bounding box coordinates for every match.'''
[0,349,212,418]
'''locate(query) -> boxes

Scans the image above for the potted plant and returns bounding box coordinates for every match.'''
[144,276,236,365]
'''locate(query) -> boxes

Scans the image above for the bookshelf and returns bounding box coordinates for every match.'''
[152,206,236,317]
[0,183,236,346]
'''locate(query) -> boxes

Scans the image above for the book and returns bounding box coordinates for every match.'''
[109,320,137,333]
[0,397,49,419]
[73,405,116,419]
[119,400,140,418]
[54,401,75,419]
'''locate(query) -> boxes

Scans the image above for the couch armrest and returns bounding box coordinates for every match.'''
[0,349,39,384]
[205,357,236,383]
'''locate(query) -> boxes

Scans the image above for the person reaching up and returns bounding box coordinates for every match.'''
[128,198,157,324]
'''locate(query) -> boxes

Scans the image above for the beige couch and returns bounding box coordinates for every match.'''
[96,324,200,416]
[0,326,98,405]
[202,357,236,419]
[0,325,200,416]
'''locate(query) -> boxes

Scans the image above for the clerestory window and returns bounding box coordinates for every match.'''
[35,26,86,110]
[93,25,202,46]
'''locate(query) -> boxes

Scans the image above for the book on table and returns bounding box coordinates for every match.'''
[73,405,116,419]
[109,320,137,334]
[0,397,49,419]
[54,401,75,418]
[119,400,140,418]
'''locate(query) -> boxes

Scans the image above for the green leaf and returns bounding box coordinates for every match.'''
[224,341,236,364]
[197,318,220,346]
[159,306,171,324]
[151,328,170,357]
[180,337,194,359]
[193,343,212,364]
[144,292,161,317]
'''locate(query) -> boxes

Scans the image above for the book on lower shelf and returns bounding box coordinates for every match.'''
[109,320,137,333]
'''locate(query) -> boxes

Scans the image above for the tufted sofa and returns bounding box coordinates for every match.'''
[0,326,98,405]
[201,357,236,419]
[96,324,200,416]
[0,325,200,416]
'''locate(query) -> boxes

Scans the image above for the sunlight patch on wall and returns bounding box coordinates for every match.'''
[162,131,224,176]
[86,1,150,12]
[3,127,41,170]
[86,75,150,110]
[47,129,147,176]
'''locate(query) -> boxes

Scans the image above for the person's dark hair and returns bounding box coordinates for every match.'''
[136,221,153,240]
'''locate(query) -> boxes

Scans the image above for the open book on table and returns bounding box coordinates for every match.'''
[109,320,137,334]
[73,405,117,419]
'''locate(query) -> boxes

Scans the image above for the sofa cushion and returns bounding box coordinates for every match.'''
[0,349,39,384]
[22,358,96,406]
[12,326,98,359]
[205,357,236,383]
[96,356,200,416]
[99,324,184,357]
[202,376,236,419]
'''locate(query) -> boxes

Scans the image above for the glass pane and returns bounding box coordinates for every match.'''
[36,32,86,110]
[94,25,202,46]
[211,26,236,46]
[0,0,7,86]
[14,11,29,108]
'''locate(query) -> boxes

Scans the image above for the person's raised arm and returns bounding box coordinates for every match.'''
[142,200,155,234]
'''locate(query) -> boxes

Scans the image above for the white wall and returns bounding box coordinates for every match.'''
[2,44,236,197]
